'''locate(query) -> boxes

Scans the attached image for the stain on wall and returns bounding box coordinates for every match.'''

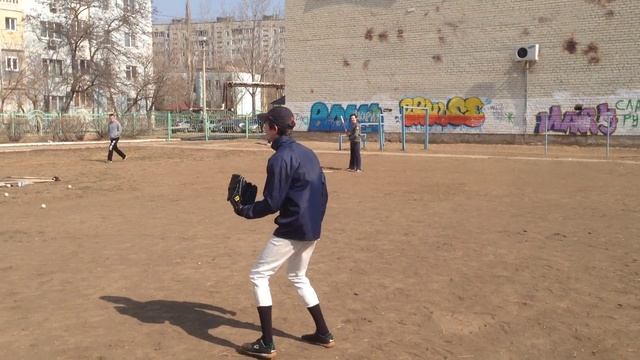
[564,36,578,54]
[583,42,600,64]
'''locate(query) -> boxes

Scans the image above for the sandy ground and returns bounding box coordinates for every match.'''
[1,139,639,360]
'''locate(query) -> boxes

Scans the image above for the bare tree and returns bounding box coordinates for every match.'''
[233,0,281,115]
[22,53,53,112]
[27,0,152,113]
[0,61,27,112]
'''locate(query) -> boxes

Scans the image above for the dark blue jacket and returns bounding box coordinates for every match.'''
[238,136,328,241]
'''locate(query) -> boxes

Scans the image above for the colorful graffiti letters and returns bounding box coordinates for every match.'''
[535,103,617,135]
[399,96,486,128]
[616,99,640,128]
[309,102,382,132]
[622,114,639,128]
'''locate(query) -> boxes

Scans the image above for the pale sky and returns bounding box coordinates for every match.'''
[152,0,285,22]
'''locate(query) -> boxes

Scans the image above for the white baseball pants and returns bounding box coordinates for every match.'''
[250,236,320,307]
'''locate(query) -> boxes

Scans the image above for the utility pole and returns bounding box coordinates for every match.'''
[199,36,208,140]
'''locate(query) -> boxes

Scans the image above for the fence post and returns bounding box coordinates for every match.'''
[58,113,63,140]
[245,116,249,139]
[205,114,209,141]
[544,117,548,156]
[378,113,384,151]
[401,107,407,151]
[11,116,15,139]
[424,111,430,150]
[167,113,172,141]
[133,113,137,137]
[606,114,611,159]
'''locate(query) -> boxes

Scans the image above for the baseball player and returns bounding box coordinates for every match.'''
[227,106,334,359]
[346,113,362,172]
[107,113,127,163]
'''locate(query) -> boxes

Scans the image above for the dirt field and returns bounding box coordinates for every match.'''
[1,139,639,360]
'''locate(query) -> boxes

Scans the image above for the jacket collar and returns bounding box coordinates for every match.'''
[271,136,295,151]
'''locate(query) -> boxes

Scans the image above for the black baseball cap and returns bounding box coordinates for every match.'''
[257,106,296,130]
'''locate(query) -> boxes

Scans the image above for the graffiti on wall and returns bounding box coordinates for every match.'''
[399,96,486,128]
[616,99,640,128]
[294,112,310,127]
[309,102,382,132]
[535,103,617,135]
[487,102,515,125]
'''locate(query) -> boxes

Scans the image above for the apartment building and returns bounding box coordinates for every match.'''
[152,14,285,113]
[0,0,25,111]
[14,0,154,113]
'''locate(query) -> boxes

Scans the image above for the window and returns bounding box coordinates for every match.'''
[74,59,89,74]
[49,0,58,13]
[125,65,137,80]
[5,17,16,31]
[5,56,18,71]
[44,95,67,112]
[42,58,63,76]
[126,97,141,111]
[74,91,92,107]
[40,21,62,39]
[72,20,87,34]
[54,23,62,39]
[124,32,136,47]
[123,0,134,11]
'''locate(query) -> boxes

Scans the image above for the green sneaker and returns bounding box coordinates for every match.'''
[238,338,277,359]
[301,332,336,348]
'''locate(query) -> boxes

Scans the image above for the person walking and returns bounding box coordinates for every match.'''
[228,106,334,359]
[107,113,127,163]
[346,113,362,172]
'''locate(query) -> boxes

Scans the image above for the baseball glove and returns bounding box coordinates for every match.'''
[227,174,257,214]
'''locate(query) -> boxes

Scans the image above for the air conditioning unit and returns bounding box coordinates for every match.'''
[47,39,59,50]
[514,44,539,61]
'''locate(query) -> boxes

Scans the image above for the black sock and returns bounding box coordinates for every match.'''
[257,306,273,345]
[307,304,330,335]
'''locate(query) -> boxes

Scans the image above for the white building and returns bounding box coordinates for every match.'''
[21,0,153,113]
[194,70,262,115]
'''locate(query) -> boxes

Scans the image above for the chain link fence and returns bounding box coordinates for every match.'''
[0,111,264,143]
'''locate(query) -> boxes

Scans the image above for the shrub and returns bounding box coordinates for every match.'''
[4,117,30,142]
[54,115,88,142]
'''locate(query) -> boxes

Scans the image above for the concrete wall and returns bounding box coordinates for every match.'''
[284,0,640,138]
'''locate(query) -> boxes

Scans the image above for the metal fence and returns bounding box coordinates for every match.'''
[0,111,264,143]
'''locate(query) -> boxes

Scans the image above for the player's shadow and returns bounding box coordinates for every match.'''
[99,296,298,351]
